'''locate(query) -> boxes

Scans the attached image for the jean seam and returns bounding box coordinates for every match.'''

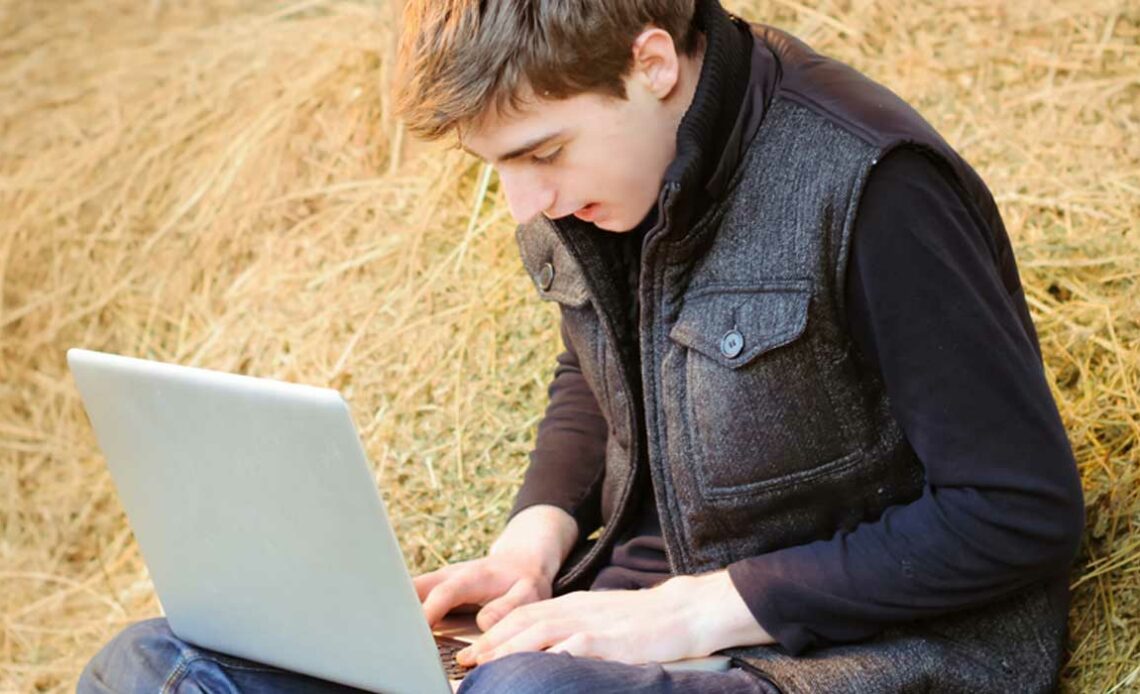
[161,656,191,694]
[161,653,286,693]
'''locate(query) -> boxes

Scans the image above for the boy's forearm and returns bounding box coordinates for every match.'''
[490,504,579,584]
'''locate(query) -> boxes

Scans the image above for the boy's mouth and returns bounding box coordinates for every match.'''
[574,202,600,222]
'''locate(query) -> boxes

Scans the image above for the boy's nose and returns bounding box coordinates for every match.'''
[499,169,556,224]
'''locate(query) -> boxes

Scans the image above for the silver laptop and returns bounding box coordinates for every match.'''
[68,348,730,693]
[69,348,478,692]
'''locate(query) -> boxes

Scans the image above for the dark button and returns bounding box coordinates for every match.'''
[720,329,744,358]
[538,262,555,291]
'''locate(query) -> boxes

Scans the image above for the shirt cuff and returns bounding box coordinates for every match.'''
[727,557,818,655]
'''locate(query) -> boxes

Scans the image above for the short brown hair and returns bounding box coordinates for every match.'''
[396,0,699,141]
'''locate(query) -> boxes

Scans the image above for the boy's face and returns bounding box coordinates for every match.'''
[459,29,700,233]
[461,86,678,232]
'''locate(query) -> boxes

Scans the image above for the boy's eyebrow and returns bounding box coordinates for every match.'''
[462,131,564,164]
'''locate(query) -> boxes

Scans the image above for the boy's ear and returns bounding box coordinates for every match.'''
[629,27,682,100]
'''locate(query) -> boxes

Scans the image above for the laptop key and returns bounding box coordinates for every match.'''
[435,635,475,679]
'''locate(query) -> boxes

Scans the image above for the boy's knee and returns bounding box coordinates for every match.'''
[458,651,586,694]
[78,618,185,693]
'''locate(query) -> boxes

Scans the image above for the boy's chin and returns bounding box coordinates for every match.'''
[593,216,635,233]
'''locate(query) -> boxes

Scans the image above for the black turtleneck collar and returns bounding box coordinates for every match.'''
[661,0,757,230]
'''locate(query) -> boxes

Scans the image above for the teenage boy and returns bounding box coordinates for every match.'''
[79,1,1084,692]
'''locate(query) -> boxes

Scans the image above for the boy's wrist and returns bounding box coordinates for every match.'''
[491,504,579,584]
[659,570,775,655]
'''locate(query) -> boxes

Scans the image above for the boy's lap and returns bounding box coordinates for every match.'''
[79,618,774,694]
[459,651,775,694]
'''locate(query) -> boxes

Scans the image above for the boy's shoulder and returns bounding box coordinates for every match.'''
[753,24,947,154]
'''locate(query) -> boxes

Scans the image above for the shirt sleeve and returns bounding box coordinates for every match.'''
[725,147,1085,655]
[509,316,609,541]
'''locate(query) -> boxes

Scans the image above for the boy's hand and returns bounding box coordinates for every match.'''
[414,504,578,630]
[455,571,775,666]
[414,549,553,629]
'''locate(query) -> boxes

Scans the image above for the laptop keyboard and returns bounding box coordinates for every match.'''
[435,635,475,679]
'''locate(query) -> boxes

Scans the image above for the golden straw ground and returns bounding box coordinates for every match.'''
[1,1,1136,691]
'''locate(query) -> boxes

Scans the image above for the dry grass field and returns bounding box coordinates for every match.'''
[1,0,1137,691]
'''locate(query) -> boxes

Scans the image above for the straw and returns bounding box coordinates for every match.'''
[1,0,1136,691]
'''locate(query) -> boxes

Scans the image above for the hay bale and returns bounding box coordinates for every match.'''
[0,0,1135,691]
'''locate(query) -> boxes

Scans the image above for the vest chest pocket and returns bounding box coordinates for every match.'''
[667,280,857,499]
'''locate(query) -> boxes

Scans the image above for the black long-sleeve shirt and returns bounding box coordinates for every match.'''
[518,147,1084,653]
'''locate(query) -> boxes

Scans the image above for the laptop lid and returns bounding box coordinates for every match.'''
[68,348,451,694]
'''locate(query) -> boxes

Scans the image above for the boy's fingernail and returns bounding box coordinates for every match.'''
[456,647,473,664]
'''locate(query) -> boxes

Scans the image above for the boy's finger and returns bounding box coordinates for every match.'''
[421,567,494,626]
[475,578,544,631]
[412,566,455,601]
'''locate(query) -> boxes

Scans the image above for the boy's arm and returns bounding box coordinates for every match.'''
[724,148,1086,654]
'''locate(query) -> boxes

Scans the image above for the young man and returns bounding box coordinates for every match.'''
[79,1,1084,692]
[396,0,1085,691]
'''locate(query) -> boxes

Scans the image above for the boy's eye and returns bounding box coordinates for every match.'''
[532,146,562,165]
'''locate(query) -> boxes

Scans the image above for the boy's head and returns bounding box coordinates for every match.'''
[396,1,705,232]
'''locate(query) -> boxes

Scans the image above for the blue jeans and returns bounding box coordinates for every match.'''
[78,618,777,693]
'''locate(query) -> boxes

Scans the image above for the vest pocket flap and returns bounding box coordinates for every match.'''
[669,280,812,368]
[515,218,589,307]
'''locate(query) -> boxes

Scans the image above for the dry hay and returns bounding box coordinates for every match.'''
[0,0,1137,691]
